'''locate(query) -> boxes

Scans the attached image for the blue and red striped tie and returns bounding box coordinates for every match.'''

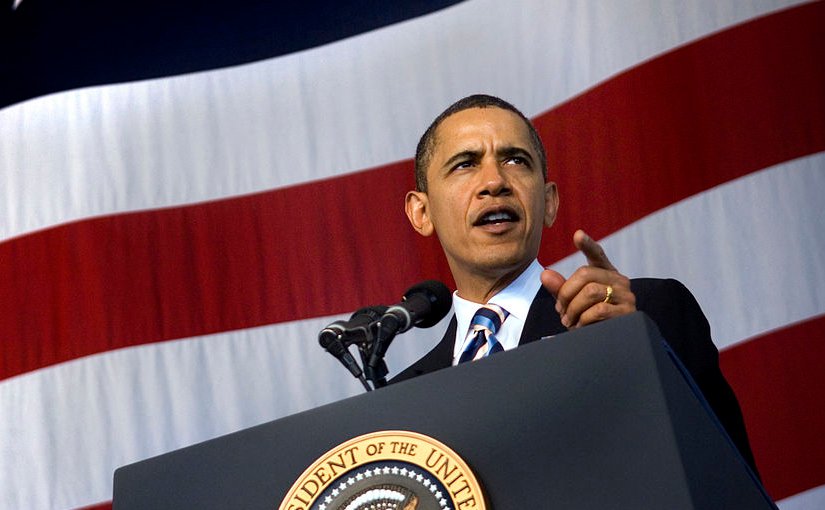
[458,304,509,364]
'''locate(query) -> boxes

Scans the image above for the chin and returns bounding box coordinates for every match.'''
[476,253,532,275]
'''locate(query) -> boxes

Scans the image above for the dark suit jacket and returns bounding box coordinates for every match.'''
[390,278,758,475]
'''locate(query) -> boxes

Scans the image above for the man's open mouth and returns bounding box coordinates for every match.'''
[474,207,520,226]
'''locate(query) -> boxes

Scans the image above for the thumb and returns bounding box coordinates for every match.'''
[540,267,566,298]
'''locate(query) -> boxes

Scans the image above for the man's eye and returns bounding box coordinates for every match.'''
[505,156,527,165]
[452,161,474,170]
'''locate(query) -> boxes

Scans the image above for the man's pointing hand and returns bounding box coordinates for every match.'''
[541,230,636,329]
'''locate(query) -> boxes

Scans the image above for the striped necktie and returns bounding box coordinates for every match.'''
[458,304,509,364]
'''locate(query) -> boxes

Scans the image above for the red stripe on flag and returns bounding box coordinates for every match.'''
[540,0,825,245]
[720,314,825,501]
[2,2,824,382]
[0,161,446,381]
[77,503,111,510]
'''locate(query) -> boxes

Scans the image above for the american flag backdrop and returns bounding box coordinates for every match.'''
[1,1,823,508]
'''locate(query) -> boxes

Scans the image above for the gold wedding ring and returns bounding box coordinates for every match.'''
[603,285,614,304]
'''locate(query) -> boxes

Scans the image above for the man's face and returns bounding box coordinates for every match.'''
[406,107,558,285]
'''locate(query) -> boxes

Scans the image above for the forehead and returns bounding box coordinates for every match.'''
[432,107,533,157]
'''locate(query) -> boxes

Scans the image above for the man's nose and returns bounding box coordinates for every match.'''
[477,160,510,196]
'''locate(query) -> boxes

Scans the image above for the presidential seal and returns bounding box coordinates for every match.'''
[279,430,486,510]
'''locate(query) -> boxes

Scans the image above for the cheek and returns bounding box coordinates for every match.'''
[429,190,464,222]
[430,201,460,236]
[530,186,548,215]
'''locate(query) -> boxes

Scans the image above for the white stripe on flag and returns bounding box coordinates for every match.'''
[778,484,825,510]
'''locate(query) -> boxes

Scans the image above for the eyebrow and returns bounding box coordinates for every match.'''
[498,146,535,165]
[441,145,535,171]
[442,150,481,170]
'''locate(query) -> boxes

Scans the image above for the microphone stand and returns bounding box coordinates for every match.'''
[354,323,389,390]
[362,345,389,389]
[366,315,402,389]
[334,324,387,392]
[350,352,375,391]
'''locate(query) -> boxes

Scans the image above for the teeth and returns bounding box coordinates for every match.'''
[483,211,512,223]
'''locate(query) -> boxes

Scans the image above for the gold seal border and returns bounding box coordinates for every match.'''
[279,430,486,510]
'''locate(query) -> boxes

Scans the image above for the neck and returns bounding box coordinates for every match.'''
[452,260,532,304]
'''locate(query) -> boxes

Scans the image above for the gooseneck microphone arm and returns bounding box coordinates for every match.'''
[319,305,388,392]
[366,314,401,389]
[318,332,372,392]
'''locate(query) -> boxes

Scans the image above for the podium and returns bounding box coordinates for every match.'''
[113,313,774,509]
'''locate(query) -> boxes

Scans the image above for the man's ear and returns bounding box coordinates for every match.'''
[543,181,559,228]
[405,190,434,236]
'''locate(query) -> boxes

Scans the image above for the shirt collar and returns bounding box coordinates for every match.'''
[452,259,544,337]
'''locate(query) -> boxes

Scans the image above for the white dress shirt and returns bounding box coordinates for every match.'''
[451,260,544,365]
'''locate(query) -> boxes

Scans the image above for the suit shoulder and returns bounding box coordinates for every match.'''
[630,277,692,298]
[631,278,702,313]
[630,277,715,365]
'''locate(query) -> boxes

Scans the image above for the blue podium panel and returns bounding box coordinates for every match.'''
[114,313,773,509]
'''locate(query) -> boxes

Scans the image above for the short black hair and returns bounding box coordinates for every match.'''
[414,94,547,192]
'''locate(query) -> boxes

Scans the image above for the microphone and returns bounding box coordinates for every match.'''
[319,333,363,380]
[319,306,387,392]
[319,305,388,347]
[381,280,453,334]
[368,280,452,384]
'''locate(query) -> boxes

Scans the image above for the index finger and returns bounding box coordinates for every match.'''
[574,229,616,271]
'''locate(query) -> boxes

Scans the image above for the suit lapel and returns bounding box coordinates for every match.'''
[518,286,566,345]
[432,317,457,364]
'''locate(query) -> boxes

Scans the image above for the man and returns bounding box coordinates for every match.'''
[390,94,758,474]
